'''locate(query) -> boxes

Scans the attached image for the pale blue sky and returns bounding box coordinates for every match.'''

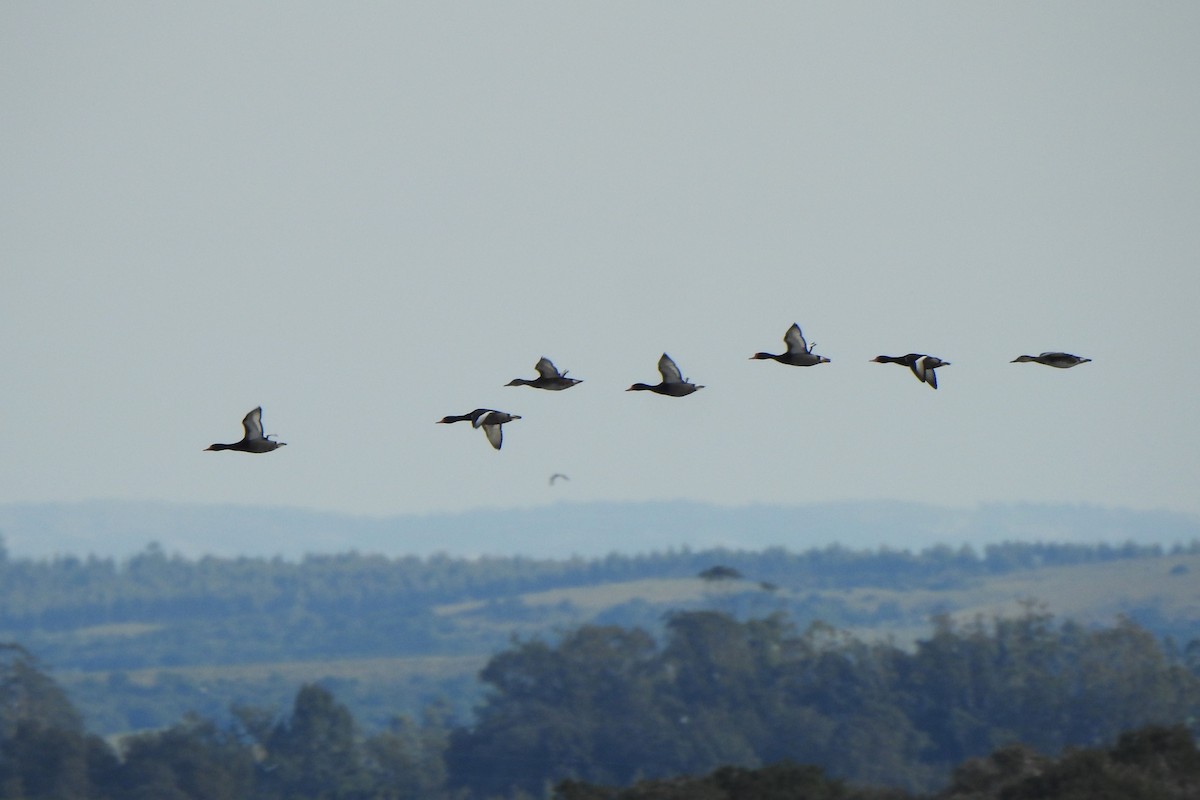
[3,3,1198,521]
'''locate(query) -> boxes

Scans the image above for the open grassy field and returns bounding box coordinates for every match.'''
[480,551,1200,631]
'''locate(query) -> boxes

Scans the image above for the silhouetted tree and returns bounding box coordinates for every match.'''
[243,683,370,800]
[117,714,254,800]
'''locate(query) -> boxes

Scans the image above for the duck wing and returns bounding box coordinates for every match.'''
[657,353,684,384]
[241,407,266,441]
[916,356,947,389]
[922,363,938,389]
[900,354,926,382]
[534,357,562,379]
[783,323,809,354]
[482,421,504,450]
[470,408,500,428]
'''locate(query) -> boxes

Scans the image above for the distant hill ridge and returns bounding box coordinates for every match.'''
[1,499,1196,560]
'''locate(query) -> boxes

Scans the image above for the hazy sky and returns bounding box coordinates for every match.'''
[3,3,1198,521]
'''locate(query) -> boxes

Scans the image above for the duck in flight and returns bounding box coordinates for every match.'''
[437,408,521,449]
[750,323,830,367]
[549,473,570,486]
[205,407,286,453]
[627,353,704,397]
[871,353,950,389]
[506,357,582,390]
[1011,352,1091,368]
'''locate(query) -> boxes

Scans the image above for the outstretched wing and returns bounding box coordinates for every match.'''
[534,357,562,379]
[916,357,939,389]
[242,407,265,440]
[657,353,684,384]
[482,422,504,450]
[783,323,809,354]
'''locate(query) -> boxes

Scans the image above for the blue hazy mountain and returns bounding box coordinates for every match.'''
[0,500,1196,560]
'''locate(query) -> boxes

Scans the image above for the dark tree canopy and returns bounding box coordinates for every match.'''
[3,602,1200,799]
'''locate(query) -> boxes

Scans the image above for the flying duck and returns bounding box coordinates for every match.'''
[205,407,286,453]
[1011,352,1091,368]
[871,353,950,389]
[627,353,704,397]
[506,357,582,390]
[750,323,830,366]
[438,408,521,449]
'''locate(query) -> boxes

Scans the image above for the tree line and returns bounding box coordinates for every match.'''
[2,538,1191,632]
[1,537,1196,737]
[3,605,1199,799]
[557,725,1200,799]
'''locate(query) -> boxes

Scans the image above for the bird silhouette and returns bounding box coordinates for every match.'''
[438,409,520,449]
[872,353,950,389]
[750,323,830,366]
[205,407,286,453]
[506,357,582,390]
[627,353,704,397]
[1011,352,1091,368]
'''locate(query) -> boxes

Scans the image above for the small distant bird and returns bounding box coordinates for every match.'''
[750,323,830,367]
[506,357,582,390]
[1011,352,1091,368]
[437,408,499,426]
[871,353,950,389]
[627,353,704,397]
[549,473,570,486]
[205,407,286,453]
[478,411,521,450]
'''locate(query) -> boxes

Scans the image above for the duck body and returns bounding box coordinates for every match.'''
[1012,352,1091,368]
[506,357,582,390]
[437,408,498,426]
[206,407,286,453]
[627,353,704,397]
[872,353,950,389]
[750,323,830,366]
